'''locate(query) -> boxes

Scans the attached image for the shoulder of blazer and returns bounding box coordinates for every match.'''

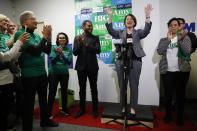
[133,29,137,35]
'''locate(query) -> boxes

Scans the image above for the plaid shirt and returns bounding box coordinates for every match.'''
[157,35,191,74]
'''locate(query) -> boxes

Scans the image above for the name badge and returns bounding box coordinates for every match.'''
[127,38,133,43]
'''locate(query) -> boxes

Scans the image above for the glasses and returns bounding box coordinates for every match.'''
[169,24,178,27]
[59,37,66,39]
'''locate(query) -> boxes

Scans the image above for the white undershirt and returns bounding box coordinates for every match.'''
[166,36,180,72]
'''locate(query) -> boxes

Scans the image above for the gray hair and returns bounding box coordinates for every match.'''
[19,11,34,25]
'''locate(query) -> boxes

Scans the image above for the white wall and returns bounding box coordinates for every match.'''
[0,0,15,21]
[160,0,197,99]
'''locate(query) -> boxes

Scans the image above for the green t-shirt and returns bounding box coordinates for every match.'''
[0,33,9,53]
[48,45,72,74]
[14,28,46,77]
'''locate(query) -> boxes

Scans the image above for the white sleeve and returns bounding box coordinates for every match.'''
[0,40,23,62]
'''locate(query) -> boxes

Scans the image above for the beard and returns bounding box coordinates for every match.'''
[84,28,92,34]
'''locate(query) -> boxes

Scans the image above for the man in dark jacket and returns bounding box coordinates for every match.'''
[73,20,101,118]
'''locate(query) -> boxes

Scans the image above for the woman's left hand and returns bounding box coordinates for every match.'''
[145,4,153,18]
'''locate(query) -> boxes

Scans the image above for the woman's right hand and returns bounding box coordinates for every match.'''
[106,7,113,16]
[18,32,29,46]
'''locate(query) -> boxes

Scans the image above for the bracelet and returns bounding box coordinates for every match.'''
[146,16,150,19]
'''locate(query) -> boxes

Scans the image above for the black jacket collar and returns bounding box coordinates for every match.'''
[22,26,34,34]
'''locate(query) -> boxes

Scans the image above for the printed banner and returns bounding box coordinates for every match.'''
[75,0,132,64]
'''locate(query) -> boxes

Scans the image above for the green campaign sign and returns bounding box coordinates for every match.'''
[91,0,111,8]
[112,8,132,22]
[92,23,108,36]
[75,25,83,36]
[99,37,112,52]
[92,12,109,24]
[75,0,92,14]
[74,0,132,64]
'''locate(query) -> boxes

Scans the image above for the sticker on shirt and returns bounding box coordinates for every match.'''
[127,38,133,43]
[168,36,178,49]
[168,42,177,49]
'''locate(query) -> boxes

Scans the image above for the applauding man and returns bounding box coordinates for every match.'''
[73,20,101,118]
[14,11,58,131]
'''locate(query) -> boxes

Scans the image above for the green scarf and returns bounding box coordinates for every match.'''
[177,30,191,61]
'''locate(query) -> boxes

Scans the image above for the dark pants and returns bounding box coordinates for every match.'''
[161,71,190,119]
[48,73,69,116]
[14,76,23,119]
[77,70,98,111]
[0,83,14,131]
[21,74,49,131]
[116,59,142,110]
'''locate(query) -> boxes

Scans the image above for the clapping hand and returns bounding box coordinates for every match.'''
[42,25,52,43]
[18,32,30,47]
[77,34,87,46]
[55,46,64,56]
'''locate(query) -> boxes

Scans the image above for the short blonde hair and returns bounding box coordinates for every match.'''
[0,14,9,22]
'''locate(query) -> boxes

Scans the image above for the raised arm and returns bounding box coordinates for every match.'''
[138,4,153,39]
[105,8,120,39]
[144,4,152,23]
[42,25,52,54]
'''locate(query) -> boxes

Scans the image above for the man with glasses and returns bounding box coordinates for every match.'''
[178,18,197,53]
[14,11,58,131]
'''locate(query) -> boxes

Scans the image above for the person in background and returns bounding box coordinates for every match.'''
[47,32,72,118]
[0,14,29,131]
[6,20,19,48]
[0,14,17,48]
[14,11,58,131]
[73,20,101,118]
[170,18,197,111]
[7,20,16,35]
[157,17,191,126]
[105,4,152,119]
[178,18,197,53]
[0,14,10,47]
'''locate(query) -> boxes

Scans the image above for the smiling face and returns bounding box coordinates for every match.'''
[0,18,9,31]
[7,21,16,33]
[125,16,135,28]
[83,21,93,34]
[58,34,67,47]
